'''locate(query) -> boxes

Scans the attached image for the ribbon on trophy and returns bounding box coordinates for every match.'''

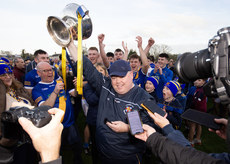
[76,6,85,95]
[61,47,67,92]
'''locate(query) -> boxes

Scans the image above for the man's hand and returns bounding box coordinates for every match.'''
[106,121,129,133]
[98,34,105,44]
[18,108,64,163]
[122,41,128,53]
[135,124,156,142]
[147,37,155,47]
[148,112,169,129]
[54,81,64,94]
[209,118,228,140]
[136,36,143,48]
[158,67,163,75]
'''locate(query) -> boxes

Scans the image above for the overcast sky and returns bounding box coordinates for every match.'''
[0,0,229,55]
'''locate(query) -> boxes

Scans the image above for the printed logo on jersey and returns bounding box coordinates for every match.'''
[123,104,134,114]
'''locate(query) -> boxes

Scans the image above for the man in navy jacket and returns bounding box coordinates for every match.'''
[68,41,155,164]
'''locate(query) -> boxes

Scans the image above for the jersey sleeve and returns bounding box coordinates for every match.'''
[24,71,36,89]
[32,86,45,106]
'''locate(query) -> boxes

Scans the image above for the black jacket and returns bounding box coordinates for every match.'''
[81,56,154,159]
[146,132,227,164]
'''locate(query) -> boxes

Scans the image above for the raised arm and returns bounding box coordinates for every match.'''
[67,40,78,62]
[98,34,110,68]
[144,37,155,55]
[136,36,153,75]
[122,41,129,61]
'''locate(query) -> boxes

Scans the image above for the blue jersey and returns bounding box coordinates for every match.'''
[133,67,146,88]
[32,80,74,128]
[150,67,173,99]
[24,68,60,90]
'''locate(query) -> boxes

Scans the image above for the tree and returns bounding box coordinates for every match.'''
[21,49,33,60]
[149,44,172,57]
[127,49,137,59]
[0,50,13,56]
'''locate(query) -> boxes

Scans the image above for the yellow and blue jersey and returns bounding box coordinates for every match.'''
[32,80,74,128]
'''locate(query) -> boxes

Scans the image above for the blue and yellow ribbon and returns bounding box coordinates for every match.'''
[77,13,83,95]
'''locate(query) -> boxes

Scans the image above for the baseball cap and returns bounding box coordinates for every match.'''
[109,60,131,77]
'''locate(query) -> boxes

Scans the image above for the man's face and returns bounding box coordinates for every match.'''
[37,64,54,83]
[157,57,168,68]
[107,57,115,63]
[35,54,49,64]
[88,50,99,65]
[16,59,25,69]
[129,58,141,72]
[114,51,123,61]
[111,71,134,95]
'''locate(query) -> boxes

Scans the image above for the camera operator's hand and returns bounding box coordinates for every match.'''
[135,124,156,142]
[106,121,129,133]
[209,118,228,140]
[18,108,64,163]
[147,111,169,129]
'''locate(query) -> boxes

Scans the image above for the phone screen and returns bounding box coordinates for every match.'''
[127,110,143,135]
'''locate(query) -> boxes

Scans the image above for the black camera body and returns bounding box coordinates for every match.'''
[1,105,52,143]
[175,27,230,104]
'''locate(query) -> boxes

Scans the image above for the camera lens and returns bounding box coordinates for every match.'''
[174,49,212,83]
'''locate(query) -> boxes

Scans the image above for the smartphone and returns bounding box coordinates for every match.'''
[181,109,221,130]
[141,100,166,117]
[127,110,144,135]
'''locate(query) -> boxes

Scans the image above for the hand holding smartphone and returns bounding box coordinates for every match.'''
[181,109,221,130]
[127,110,144,135]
